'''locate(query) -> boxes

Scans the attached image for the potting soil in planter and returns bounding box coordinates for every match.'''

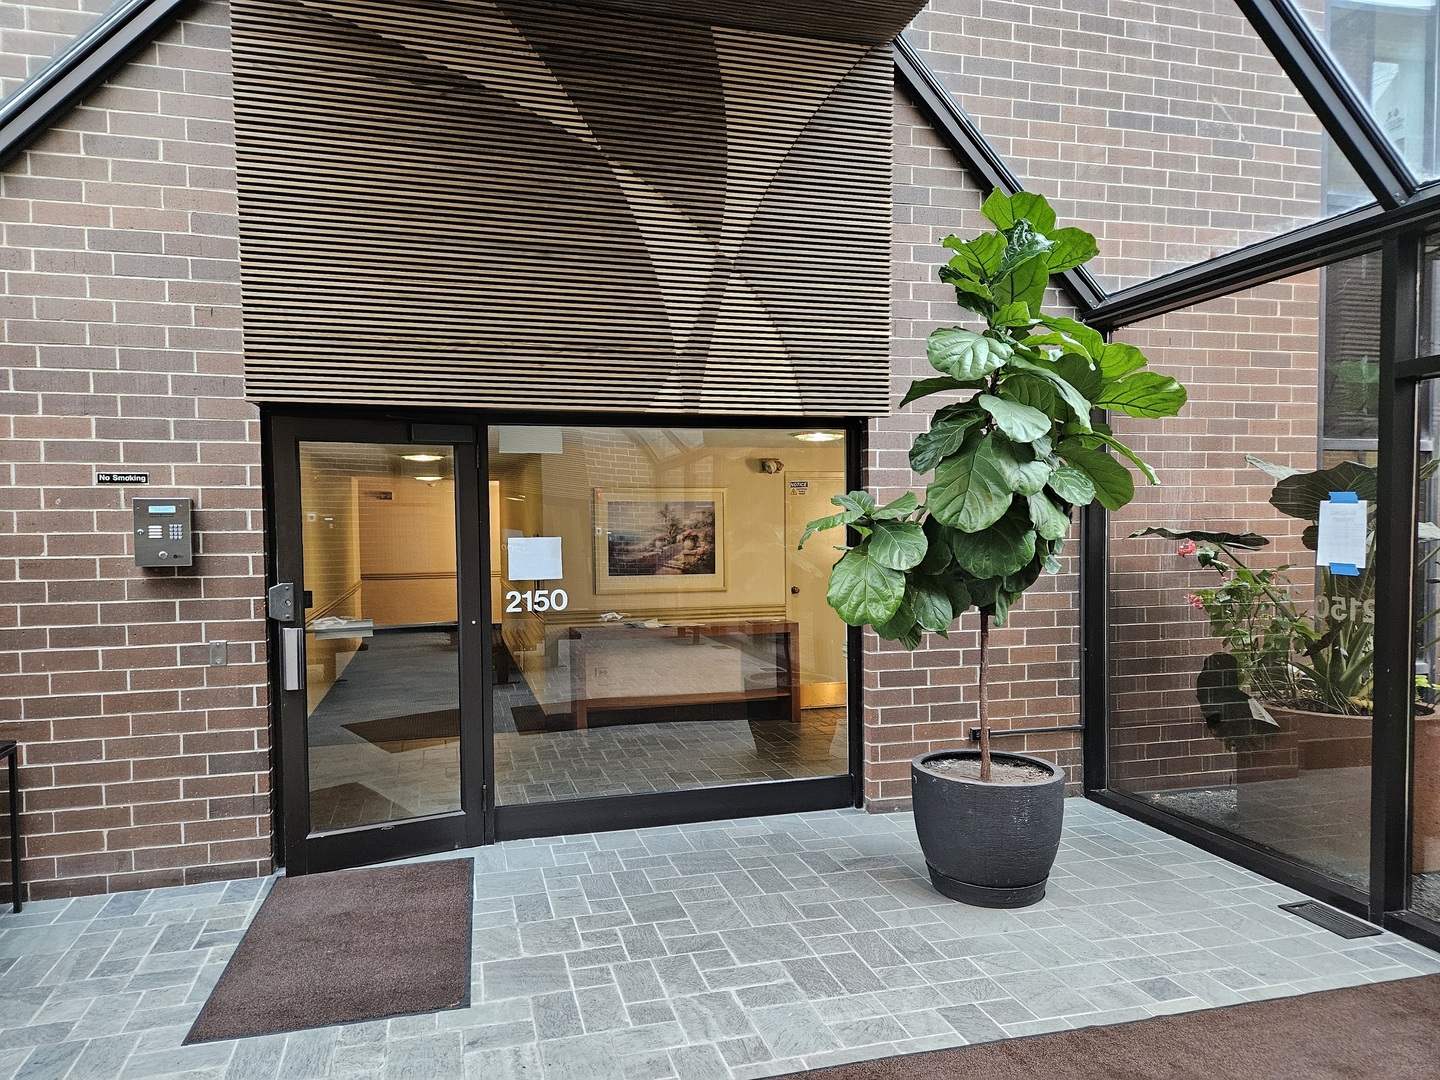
[919,757,1053,784]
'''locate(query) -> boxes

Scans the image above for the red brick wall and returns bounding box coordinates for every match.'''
[0,1,271,899]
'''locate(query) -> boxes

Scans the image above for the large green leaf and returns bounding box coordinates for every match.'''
[826,545,905,627]
[1050,353,1102,402]
[1045,227,1098,272]
[1036,316,1104,361]
[993,220,1054,283]
[909,410,985,473]
[981,189,1057,233]
[872,492,920,520]
[1047,464,1095,505]
[1094,433,1158,486]
[1027,491,1071,540]
[991,302,1034,330]
[950,510,1037,579]
[943,231,1006,280]
[1245,455,1302,481]
[898,375,985,408]
[797,511,850,549]
[984,437,1052,496]
[997,373,1063,418]
[1129,526,1269,549]
[868,519,927,571]
[1008,355,1093,428]
[977,394,1051,442]
[833,491,876,515]
[926,327,1013,380]
[919,517,954,574]
[1097,341,1148,380]
[926,440,1013,531]
[938,272,998,316]
[907,577,955,634]
[1269,460,1376,521]
[1057,444,1135,511]
[1097,371,1188,418]
[992,255,1049,313]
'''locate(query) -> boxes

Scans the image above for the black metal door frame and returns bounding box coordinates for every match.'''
[265,408,865,872]
[265,413,486,875]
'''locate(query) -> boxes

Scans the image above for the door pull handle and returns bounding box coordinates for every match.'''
[281,626,306,691]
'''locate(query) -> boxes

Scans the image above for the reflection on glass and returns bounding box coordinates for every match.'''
[301,443,460,831]
[1322,251,1383,442]
[1304,0,1440,185]
[488,426,849,804]
[0,1,123,100]
[1106,270,1375,890]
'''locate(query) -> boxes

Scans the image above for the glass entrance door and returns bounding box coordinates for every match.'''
[270,417,484,874]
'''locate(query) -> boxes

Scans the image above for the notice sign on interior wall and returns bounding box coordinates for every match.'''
[1316,492,1367,575]
[507,536,563,581]
[789,481,809,496]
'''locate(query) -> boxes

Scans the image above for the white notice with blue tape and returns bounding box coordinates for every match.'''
[1315,490,1366,576]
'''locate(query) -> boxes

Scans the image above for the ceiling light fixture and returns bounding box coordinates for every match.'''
[791,431,843,443]
[413,475,443,482]
[402,453,444,462]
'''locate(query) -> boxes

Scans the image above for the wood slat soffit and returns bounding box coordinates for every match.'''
[232,0,912,415]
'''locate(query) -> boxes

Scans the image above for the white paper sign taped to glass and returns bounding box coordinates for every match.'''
[1315,492,1367,576]
[507,536,563,581]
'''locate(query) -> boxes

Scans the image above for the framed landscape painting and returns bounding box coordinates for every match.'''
[593,489,726,593]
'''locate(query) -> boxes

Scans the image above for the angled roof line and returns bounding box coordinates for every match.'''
[0,0,196,172]
[892,36,1107,315]
[1232,0,1413,211]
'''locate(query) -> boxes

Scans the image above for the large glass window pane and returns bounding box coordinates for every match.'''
[489,425,849,805]
[1300,0,1440,184]
[903,0,1372,291]
[1106,258,1379,891]
[301,443,461,831]
[1,1,120,101]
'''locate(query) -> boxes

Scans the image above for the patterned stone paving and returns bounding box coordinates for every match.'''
[0,801,1437,1079]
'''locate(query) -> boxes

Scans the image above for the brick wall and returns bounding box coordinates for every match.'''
[1107,273,1324,793]
[0,1,271,899]
[904,0,1329,291]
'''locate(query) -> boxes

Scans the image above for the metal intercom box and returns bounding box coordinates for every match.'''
[132,498,193,567]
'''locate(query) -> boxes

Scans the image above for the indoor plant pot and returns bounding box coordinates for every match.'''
[801,191,1186,907]
[912,749,1065,906]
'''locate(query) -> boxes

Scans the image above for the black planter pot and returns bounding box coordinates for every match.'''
[911,749,1065,908]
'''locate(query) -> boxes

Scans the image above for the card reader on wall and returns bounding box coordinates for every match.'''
[132,497,193,567]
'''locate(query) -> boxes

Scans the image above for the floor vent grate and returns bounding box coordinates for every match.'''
[1278,900,1381,939]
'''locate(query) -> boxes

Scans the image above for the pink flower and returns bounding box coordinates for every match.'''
[1177,540,1197,557]
[1185,593,1205,611]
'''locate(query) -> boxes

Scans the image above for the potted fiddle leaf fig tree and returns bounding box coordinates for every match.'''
[800,190,1187,907]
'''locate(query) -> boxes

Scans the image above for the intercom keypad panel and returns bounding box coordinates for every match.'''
[133,498,193,567]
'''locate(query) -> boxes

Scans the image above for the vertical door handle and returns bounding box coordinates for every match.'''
[281,626,306,691]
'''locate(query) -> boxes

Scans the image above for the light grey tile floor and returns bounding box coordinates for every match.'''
[1,799,1438,1079]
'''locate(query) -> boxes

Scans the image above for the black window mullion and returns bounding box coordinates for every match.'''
[1372,233,1422,920]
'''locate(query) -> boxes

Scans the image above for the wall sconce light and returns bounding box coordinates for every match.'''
[757,458,785,474]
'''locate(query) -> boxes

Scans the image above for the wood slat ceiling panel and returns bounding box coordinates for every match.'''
[232,0,894,416]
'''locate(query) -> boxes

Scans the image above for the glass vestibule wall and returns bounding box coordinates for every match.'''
[487,425,852,809]
[1104,256,1382,896]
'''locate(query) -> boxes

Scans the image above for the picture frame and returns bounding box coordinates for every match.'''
[593,488,726,593]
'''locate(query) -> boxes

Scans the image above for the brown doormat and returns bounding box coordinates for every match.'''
[185,858,472,1044]
[783,973,1440,1080]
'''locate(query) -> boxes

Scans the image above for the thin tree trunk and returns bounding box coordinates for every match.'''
[978,612,991,782]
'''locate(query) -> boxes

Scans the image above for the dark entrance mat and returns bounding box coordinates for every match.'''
[185,859,473,1044]
[343,709,460,751]
[781,974,1440,1080]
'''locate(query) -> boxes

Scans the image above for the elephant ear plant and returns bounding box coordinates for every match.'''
[801,191,1188,780]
